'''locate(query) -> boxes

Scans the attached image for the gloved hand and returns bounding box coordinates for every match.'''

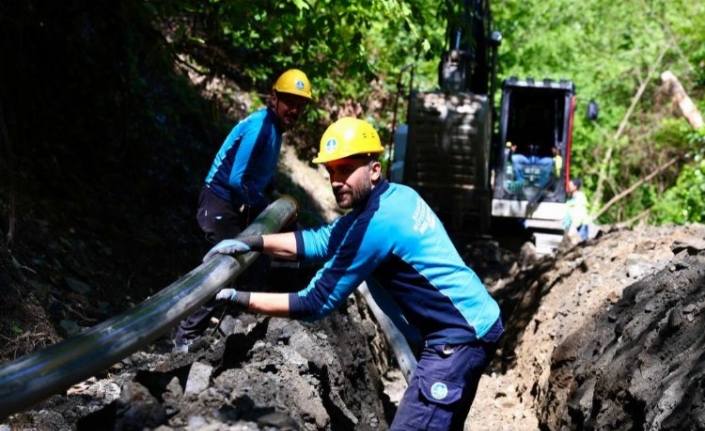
[215,288,238,301]
[214,288,250,310]
[203,239,251,262]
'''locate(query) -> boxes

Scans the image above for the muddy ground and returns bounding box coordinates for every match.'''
[2,142,705,430]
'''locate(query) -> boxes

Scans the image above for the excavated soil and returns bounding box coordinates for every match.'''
[2,146,705,431]
[470,223,705,431]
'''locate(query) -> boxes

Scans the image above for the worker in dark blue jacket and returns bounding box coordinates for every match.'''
[173,69,312,353]
[206,117,503,430]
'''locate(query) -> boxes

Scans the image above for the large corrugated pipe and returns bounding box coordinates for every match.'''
[0,196,298,419]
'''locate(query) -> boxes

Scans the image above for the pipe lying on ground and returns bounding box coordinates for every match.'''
[0,196,298,419]
[358,280,419,383]
[0,194,419,418]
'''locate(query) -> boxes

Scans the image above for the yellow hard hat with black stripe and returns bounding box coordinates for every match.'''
[313,117,385,164]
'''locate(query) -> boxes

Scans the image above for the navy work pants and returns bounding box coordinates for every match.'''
[390,318,503,431]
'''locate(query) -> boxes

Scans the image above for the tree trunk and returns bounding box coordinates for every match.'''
[660,70,704,129]
[592,46,668,210]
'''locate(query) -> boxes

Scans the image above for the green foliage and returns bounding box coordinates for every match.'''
[652,127,705,223]
[7,0,703,229]
[156,0,440,99]
[12,323,22,335]
[490,0,704,225]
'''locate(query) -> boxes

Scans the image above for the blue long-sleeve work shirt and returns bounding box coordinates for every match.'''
[204,107,283,208]
[289,179,501,346]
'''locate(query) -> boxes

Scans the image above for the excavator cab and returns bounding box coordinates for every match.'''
[390,1,580,253]
[491,77,577,251]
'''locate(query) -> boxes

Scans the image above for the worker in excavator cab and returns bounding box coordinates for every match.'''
[552,146,563,178]
[509,140,556,189]
[204,117,504,431]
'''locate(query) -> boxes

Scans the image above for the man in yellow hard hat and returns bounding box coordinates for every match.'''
[205,117,503,430]
[198,68,312,243]
[173,69,312,353]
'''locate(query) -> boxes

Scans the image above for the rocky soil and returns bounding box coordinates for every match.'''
[3,142,705,430]
[470,223,705,430]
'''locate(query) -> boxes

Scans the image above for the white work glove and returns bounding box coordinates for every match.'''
[215,288,238,301]
[214,288,250,310]
[203,239,251,262]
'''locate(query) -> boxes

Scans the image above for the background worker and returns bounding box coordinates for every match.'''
[564,178,589,241]
[552,146,563,178]
[509,140,556,188]
[206,117,503,430]
[173,69,313,353]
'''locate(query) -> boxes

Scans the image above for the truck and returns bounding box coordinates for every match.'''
[389,0,579,253]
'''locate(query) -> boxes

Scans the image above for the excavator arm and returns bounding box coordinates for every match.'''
[438,0,501,95]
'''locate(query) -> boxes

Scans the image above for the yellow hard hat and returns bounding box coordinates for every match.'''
[272,69,312,100]
[313,117,385,164]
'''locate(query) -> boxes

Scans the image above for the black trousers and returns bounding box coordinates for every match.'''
[174,187,266,345]
[196,186,248,243]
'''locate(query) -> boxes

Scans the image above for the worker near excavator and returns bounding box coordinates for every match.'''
[205,117,504,430]
[564,178,589,241]
[173,69,313,353]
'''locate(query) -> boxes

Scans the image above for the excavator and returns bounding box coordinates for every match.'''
[390,0,584,253]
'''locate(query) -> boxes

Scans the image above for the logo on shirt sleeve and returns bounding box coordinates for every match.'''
[412,197,437,234]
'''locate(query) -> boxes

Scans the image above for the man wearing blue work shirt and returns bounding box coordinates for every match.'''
[173,69,312,353]
[206,117,503,430]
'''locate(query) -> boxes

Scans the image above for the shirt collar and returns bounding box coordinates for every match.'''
[266,106,284,133]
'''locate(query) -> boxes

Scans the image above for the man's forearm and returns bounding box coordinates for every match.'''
[247,292,291,317]
[262,232,298,260]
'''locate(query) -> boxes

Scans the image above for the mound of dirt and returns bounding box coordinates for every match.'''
[468,223,705,431]
[539,231,705,430]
